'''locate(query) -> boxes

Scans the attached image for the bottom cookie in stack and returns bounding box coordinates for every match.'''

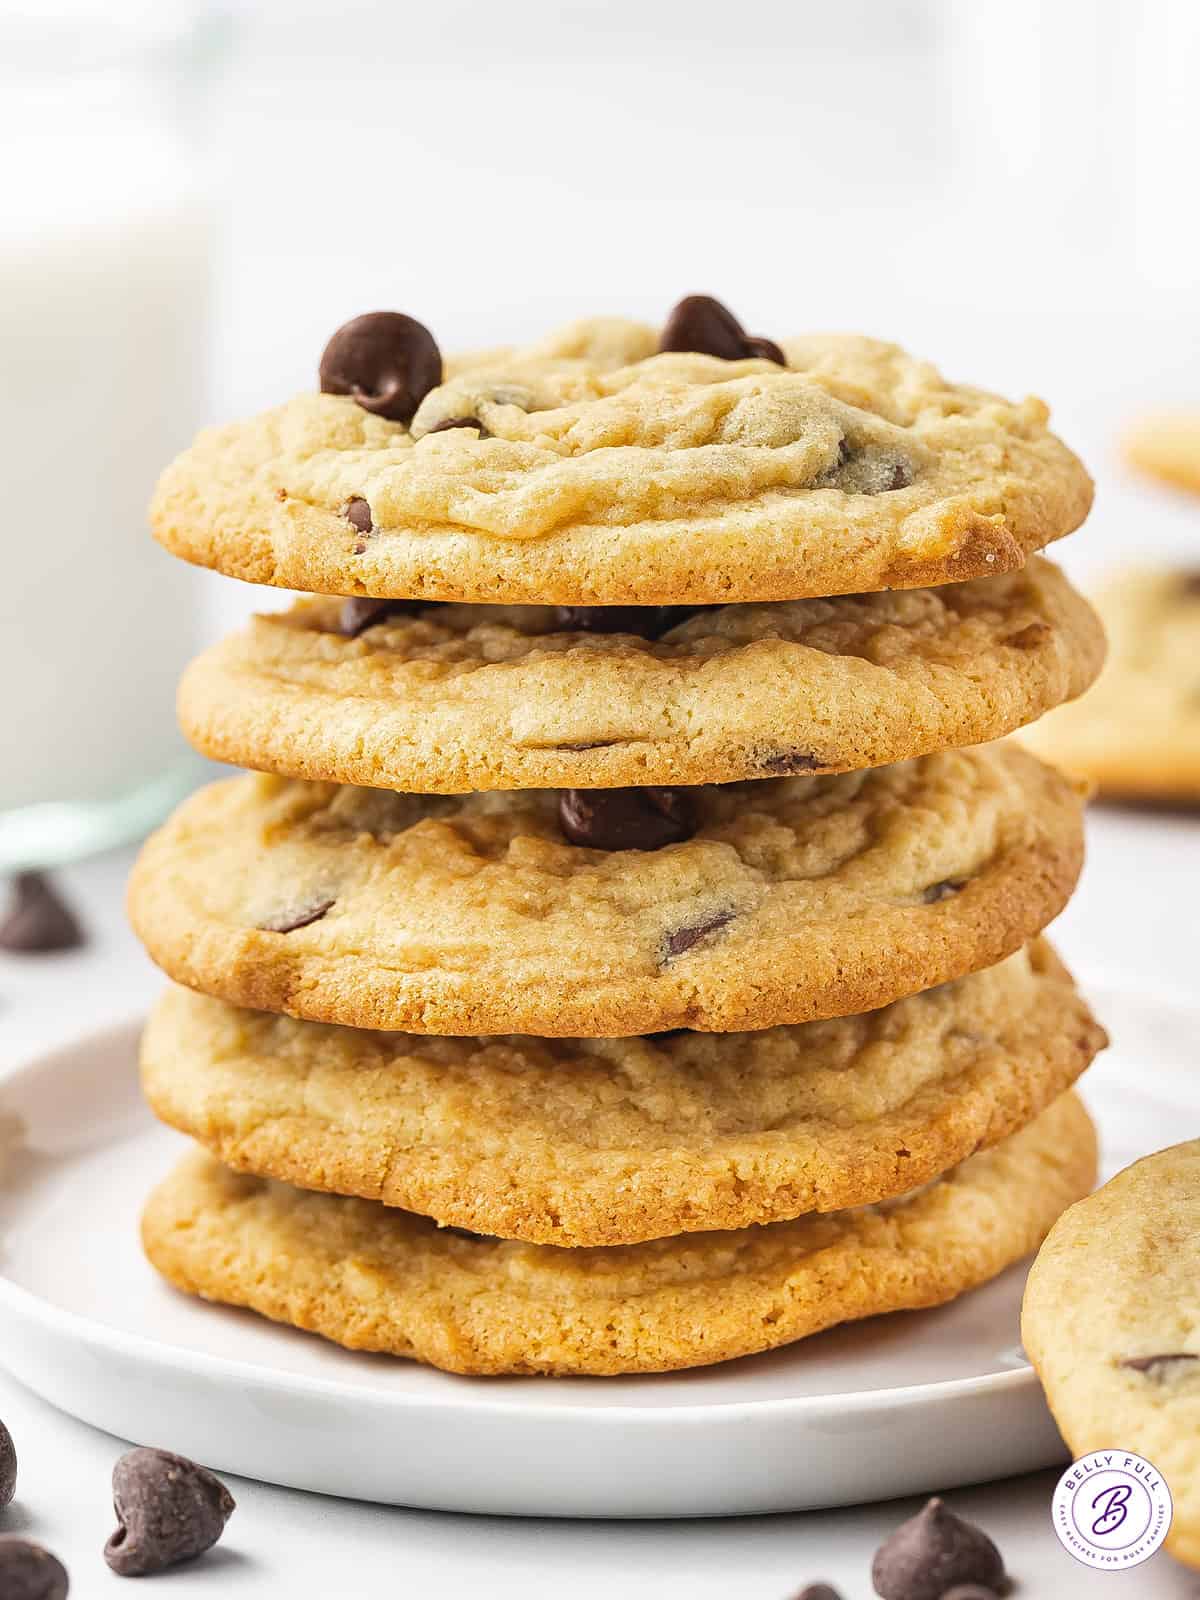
[145,1096,1094,1377]
[140,944,1103,1376]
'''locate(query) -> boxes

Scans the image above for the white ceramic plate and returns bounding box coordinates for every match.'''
[0,985,1193,1519]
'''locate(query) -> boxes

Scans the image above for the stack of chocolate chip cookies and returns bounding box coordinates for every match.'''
[129,296,1108,1376]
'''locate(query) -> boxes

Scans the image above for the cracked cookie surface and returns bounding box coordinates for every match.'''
[141,941,1104,1246]
[1022,569,1200,801]
[142,1093,1095,1376]
[127,745,1086,1036]
[179,558,1104,792]
[152,319,1092,605]
[1023,1140,1200,1570]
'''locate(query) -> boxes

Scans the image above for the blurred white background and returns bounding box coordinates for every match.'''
[195,0,1200,639]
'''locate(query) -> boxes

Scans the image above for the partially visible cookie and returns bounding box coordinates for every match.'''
[144,1092,1096,1377]
[1125,412,1200,495]
[141,941,1105,1246]
[1022,569,1200,801]
[178,559,1104,793]
[1022,1140,1200,1571]
[127,746,1086,1036]
[151,313,1093,606]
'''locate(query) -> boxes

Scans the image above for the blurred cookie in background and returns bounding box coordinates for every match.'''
[1022,569,1200,803]
[1125,412,1200,495]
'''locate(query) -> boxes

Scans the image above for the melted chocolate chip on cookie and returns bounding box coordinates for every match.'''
[559,787,696,850]
[924,879,966,903]
[336,598,427,637]
[320,311,442,424]
[426,415,489,436]
[553,606,701,640]
[662,910,736,960]
[758,750,824,775]
[1119,1352,1198,1378]
[659,294,785,365]
[258,898,336,933]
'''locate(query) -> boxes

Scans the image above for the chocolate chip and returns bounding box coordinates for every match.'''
[558,788,696,851]
[0,1539,69,1600]
[553,606,701,640]
[105,1447,235,1578]
[338,597,392,636]
[257,898,335,933]
[791,1586,844,1600]
[941,1588,1001,1600]
[1120,1352,1198,1378]
[1002,622,1051,650]
[426,415,488,436]
[336,598,427,637]
[871,1497,1005,1600]
[659,295,785,365]
[662,910,735,960]
[343,496,373,535]
[0,872,85,954]
[759,750,824,775]
[1177,572,1200,596]
[0,1419,15,1507]
[923,880,964,903]
[886,460,914,490]
[320,311,442,425]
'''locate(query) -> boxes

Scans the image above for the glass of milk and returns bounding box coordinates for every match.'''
[0,4,226,871]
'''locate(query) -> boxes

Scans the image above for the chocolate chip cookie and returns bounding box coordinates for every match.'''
[1022,568,1200,801]
[1022,1139,1200,1570]
[151,303,1092,606]
[127,745,1086,1036]
[177,558,1104,793]
[141,941,1104,1246]
[143,1092,1095,1377]
[1125,411,1200,496]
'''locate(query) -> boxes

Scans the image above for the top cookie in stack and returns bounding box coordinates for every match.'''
[130,297,1106,1377]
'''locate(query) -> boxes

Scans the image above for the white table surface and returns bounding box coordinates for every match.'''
[1,808,1197,1598]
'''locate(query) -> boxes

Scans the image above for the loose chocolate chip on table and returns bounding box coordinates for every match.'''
[0,1539,69,1600]
[105,1447,235,1578]
[924,880,965,903]
[0,1419,15,1506]
[1120,1351,1198,1377]
[319,311,442,425]
[659,294,785,365]
[0,872,85,954]
[662,910,735,961]
[1177,571,1200,597]
[791,1585,844,1600]
[552,606,700,640]
[257,898,336,934]
[871,1497,1005,1600]
[558,787,696,851]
